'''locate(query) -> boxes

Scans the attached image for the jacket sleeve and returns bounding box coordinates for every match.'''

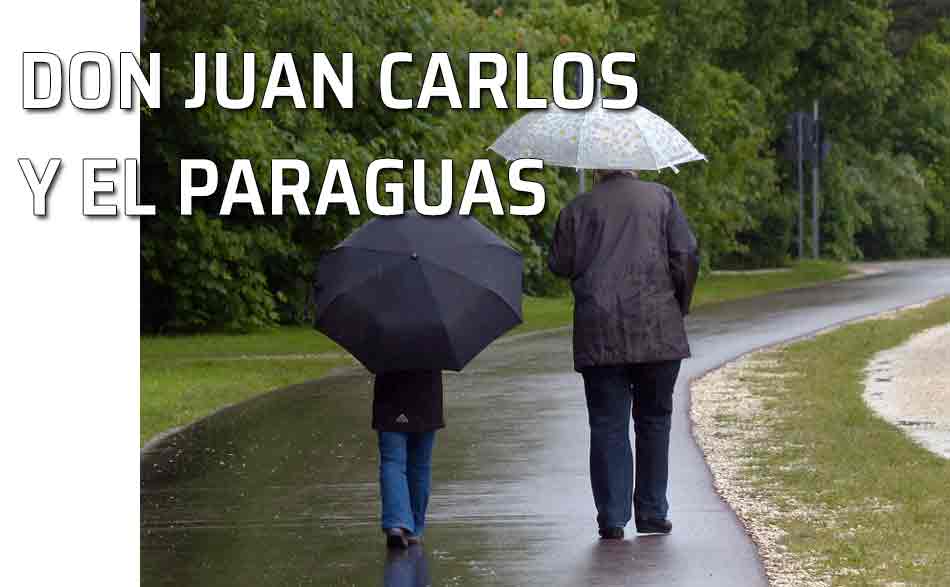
[666,190,700,315]
[548,206,575,278]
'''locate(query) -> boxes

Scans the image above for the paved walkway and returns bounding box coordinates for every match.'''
[141,260,950,587]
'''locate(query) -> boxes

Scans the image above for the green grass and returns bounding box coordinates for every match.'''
[694,260,849,307]
[734,297,950,584]
[141,260,850,444]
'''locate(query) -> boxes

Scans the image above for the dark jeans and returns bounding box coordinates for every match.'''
[582,360,682,528]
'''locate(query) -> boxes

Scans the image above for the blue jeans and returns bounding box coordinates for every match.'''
[582,361,681,528]
[378,431,436,535]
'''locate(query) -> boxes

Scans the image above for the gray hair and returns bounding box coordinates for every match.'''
[593,169,639,184]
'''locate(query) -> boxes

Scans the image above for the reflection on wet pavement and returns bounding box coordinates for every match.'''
[142,260,950,586]
[384,546,431,587]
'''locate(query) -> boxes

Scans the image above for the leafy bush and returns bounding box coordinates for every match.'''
[141,211,299,332]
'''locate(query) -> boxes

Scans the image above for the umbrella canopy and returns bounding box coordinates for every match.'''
[490,101,706,173]
[313,213,523,373]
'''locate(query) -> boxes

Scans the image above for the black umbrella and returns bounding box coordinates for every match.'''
[312,212,523,373]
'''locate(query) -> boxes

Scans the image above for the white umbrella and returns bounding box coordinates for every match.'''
[489,99,706,173]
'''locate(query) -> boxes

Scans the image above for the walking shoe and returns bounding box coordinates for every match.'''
[598,527,624,540]
[406,533,423,545]
[384,528,409,549]
[635,518,672,535]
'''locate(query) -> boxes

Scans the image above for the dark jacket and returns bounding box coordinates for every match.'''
[548,173,699,370]
[372,370,445,433]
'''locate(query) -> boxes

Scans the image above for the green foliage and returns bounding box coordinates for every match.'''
[142,0,950,332]
[862,157,930,259]
[889,22,950,254]
[822,140,934,261]
[141,211,298,332]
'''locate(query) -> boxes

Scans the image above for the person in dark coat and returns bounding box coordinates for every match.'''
[373,370,444,548]
[548,169,699,539]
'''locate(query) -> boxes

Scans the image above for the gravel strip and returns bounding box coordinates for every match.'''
[864,323,950,459]
[691,351,837,587]
[690,301,944,586]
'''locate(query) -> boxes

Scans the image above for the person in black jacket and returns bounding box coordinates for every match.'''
[373,370,444,548]
[548,169,700,539]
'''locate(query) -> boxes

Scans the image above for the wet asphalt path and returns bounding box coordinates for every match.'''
[141,260,950,586]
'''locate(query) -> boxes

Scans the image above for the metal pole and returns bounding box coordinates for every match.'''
[796,114,804,260]
[575,65,585,192]
[811,99,820,259]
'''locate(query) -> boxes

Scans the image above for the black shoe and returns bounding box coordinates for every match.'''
[384,528,409,549]
[405,533,423,545]
[598,527,624,540]
[635,518,672,535]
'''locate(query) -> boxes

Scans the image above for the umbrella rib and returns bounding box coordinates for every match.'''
[314,291,380,370]
[337,243,523,314]
[577,102,593,170]
[479,284,524,326]
[415,249,523,320]
[313,250,411,318]
[415,262,462,369]
[324,245,521,318]
[418,261,523,368]
[633,113,663,171]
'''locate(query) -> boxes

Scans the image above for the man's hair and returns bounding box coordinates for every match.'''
[593,169,639,184]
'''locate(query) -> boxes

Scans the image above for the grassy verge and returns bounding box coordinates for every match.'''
[142,260,849,444]
[694,260,849,307]
[694,297,950,585]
